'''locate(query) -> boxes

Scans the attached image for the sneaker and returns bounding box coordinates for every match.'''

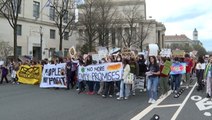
[206,93,211,98]
[124,97,128,100]
[186,86,189,89]
[116,92,120,96]
[102,95,106,98]
[139,89,143,92]
[76,88,80,91]
[151,99,156,104]
[117,97,123,100]
[109,95,113,98]
[132,92,136,96]
[174,90,178,94]
[143,88,147,92]
[148,98,152,104]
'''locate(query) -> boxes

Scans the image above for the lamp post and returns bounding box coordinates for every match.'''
[40,26,43,60]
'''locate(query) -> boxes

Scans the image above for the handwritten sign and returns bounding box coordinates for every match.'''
[17,65,42,85]
[40,63,67,88]
[172,50,185,58]
[78,62,123,81]
[170,62,186,75]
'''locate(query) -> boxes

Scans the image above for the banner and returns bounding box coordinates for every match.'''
[170,63,186,75]
[78,62,123,81]
[40,63,67,88]
[17,65,42,85]
[161,60,172,75]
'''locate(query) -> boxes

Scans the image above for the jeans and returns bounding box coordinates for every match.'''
[196,70,204,89]
[147,76,159,100]
[119,80,130,97]
[171,74,181,92]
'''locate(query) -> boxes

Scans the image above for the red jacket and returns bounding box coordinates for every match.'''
[184,58,193,73]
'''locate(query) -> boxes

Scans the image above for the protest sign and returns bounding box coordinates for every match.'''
[162,60,172,75]
[170,63,186,75]
[78,62,123,81]
[17,65,42,85]
[40,63,67,88]
[121,48,135,58]
[160,49,172,57]
[172,50,185,58]
[149,44,159,56]
[92,54,101,62]
[97,47,108,59]
[0,61,4,65]
[69,46,76,58]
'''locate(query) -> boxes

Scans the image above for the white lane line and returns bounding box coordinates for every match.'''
[155,104,181,108]
[171,82,197,120]
[131,90,172,120]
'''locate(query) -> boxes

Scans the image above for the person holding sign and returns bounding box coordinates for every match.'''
[159,58,170,98]
[117,59,131,100]
[146,56,160,104]
[184,54,193,89]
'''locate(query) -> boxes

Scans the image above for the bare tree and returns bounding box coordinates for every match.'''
[119,5,152,50]
[0,40,13,61]
[78,0,99,52]
[50,0,75,51]
[95,0,117,48]
[0,0,22,60]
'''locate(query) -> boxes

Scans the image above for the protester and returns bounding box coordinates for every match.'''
[204,58,212,98]
[0,64,9,84]
[137,54,147,91]
[195,56,205,91]
[102,56,114,98]
[159,57,170,98]
[184,54,193,89]
[85,55,95,95]
[115,54,122,96]
[117,58,131,100]
[129,57,139,96]
[146,56,160,104]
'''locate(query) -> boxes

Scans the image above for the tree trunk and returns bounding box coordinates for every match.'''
[13,26,18,61]
[59,18,63,51]
[140,41,143,51]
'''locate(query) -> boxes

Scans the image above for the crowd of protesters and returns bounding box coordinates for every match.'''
[1,53,212,104]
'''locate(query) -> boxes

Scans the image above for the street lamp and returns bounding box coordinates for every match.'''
[40,26,43,60]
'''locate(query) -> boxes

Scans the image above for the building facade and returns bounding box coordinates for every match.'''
[0,0,78,59]
[0,0,165,59]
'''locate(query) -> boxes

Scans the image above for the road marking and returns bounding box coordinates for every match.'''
[170,82,197,120]
[131,90,172,120]
[155,104,181,108]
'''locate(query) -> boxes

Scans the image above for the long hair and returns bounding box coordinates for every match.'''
[149,56,157,66]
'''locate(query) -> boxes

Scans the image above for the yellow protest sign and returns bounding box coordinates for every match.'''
[17,65,42,85]
[172,50,185,58]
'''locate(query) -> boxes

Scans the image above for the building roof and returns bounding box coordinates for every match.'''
[165,34,192,42]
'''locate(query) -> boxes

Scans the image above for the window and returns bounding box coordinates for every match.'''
[49,6,55,21]
[50,29,55,39]
[17,46,22,56]
[17,24,22,36]
[64,48,69,57]
[64,32,69,40]
[33,1,40,18]
[63,10,68,23]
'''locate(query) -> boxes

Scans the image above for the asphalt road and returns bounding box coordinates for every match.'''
[1,77,212,120]
[0,83,150,120]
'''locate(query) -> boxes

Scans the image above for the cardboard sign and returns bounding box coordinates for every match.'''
[161,60,172,75]
[69,46,76,58]
[172,50,185,58]
[160,49,172,57]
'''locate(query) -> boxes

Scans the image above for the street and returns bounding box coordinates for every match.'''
[0,80,212,120]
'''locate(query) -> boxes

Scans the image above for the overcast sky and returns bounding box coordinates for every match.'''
[146,0,212,51]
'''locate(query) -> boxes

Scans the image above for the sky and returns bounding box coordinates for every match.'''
[146,0,212,51]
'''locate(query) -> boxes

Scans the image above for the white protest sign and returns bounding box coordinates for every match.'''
[92,54,100,61]
[97,47,108,59]
[149,44,159,56]
[40,63,67,88]
[78,62,123,82]
[160,49,172,57]
[0,61,4,65]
